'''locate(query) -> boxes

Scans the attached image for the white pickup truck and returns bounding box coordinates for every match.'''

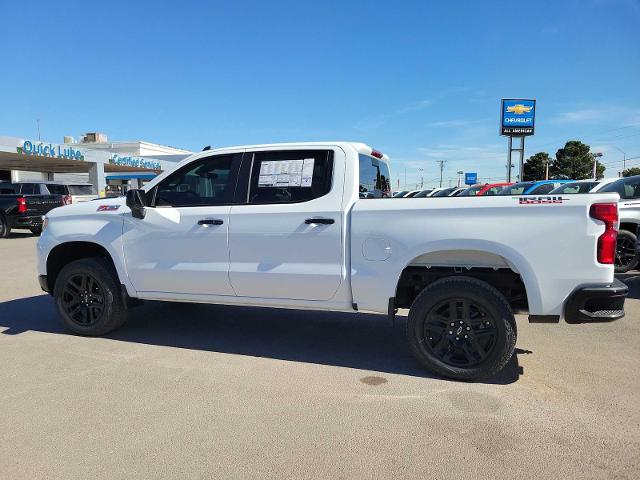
[36,142,628,381]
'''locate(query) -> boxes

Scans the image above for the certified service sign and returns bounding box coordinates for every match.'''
[501,99,535,136]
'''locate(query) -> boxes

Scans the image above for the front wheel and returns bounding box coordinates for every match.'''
[614,230,638,273]
[53,257,128,336]
[407,276,516,381]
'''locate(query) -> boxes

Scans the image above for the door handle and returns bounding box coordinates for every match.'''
[198,219,224,225]
[305,218,334,225]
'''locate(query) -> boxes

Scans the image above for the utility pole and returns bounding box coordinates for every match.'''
[457,170,463,187]
[545,157,549,180]
[36,118,41,141]
[592,152,603,180]
[613,146,627,175]
[418,168,424,189]
[436,160,447,187]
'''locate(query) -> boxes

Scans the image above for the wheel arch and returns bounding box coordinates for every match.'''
[46,241,124,293]
[391,241,542,314]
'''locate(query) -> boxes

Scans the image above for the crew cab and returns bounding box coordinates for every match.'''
[36,142,628,381]
[0,182,63,237]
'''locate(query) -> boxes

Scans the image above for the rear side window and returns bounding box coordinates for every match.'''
[19,183,36,194]
[529,183,555,195]
[247,150,333,204]
[0,184,16,194]
[46,184,68,195]
[155,154,236,207]
[359,154,391,199]
[68,185,94,195]
[601,177,640,199]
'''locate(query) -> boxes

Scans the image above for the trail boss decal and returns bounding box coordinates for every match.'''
[517,196,565,205]
[96,205,120,211]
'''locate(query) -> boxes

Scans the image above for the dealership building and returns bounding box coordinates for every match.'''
[0,132,192,196]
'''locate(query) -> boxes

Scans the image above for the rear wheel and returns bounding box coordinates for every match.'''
[0,214,10,238]
[30,226,42,236]
[407,276,516,381]
[53,257,128,336]
[614,230,638,273]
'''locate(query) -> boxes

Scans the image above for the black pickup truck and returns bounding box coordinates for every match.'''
[0,182,63,238]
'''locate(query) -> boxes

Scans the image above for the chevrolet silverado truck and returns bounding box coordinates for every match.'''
[36,142,628,381]
[0,182,63,237]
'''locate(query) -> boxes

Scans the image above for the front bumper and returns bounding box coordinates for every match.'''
[564,278,628,323]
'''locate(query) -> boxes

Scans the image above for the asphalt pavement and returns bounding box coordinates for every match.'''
[0,233,638,479]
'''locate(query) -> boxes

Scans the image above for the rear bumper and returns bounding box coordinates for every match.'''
[11,215,43,228]
[564,279,628,323]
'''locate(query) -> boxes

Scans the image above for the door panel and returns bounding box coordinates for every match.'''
[123,206,233,295]
[228,149,345,301]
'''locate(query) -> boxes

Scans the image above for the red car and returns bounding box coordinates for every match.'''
[458,182,513,196]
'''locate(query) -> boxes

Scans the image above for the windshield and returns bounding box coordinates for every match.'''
[413,189,434,198]
[392,190,408,197]
[68,185,95,195]
[433,187,455,197]
[550,182,597,194]
[458,185,483,196]
[497,182,534,195]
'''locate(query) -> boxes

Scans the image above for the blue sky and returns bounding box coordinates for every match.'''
[1,0,639,188]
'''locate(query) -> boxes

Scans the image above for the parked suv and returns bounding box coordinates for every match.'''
[43,183,97,205]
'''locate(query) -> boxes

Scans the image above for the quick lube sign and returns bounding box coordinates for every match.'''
[501,99,535,136]
[109,154,161,170]
[18,140,85,160]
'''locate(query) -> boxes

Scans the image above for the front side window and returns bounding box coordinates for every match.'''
[598,178,640,199]
[358,155,391,199]
[484,186,503,196]
[458,185,482,196]
[154,155,234,207]
[498,182,533,195]
[529,183,555,195]
[247,150,333,204]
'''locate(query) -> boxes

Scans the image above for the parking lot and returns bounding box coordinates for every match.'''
[0,233,638,479]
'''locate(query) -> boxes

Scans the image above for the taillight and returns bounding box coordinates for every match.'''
[370,149,384,159]
[590,203,618,264]
[17,197,27,213]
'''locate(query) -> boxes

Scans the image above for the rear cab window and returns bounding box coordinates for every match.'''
[358,154,391,199]
[46,184,68,195]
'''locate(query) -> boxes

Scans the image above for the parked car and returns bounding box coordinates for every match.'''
[595,175,640,273]
[457,183,513,196]
[498,180,574,195]
[37,142,627,382]
[0,182,64,237]
[7,181,97,205]
[550,178,619,195]
[430,187,459,197]
[448,187,466,196]
[405,189,427,197]
[392,190,409,198]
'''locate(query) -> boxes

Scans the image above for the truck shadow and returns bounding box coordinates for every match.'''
[617,273,640,300]
[0,295,524,385]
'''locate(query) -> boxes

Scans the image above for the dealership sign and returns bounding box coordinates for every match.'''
[465,172,478,185]
[500,99,535,136]
[109,154,161,170]
[18,140,85,161]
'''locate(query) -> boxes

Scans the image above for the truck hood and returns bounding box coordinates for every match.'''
[47,196,127,218]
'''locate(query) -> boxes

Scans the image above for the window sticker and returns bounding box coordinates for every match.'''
[258,159,313,188]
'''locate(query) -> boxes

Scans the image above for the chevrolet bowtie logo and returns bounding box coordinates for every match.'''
[506,104,533,115]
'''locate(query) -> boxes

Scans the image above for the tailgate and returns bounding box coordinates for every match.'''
[24,195,63,215]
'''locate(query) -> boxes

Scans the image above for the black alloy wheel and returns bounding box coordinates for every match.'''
[420,298,497,368]
[61,273,106,327]
[615,231,638,273]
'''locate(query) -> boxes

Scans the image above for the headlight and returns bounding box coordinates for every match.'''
[42,216,48,232]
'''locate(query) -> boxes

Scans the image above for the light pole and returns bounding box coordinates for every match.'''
[592,152,603,180]
[436,160,446,187]
[418,168,424,189]
[613,146,627,175]
[457,170,463,187]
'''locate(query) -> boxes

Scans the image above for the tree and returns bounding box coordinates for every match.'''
[523,152,551,181]
[550,140,606,180]
[622,167,640,177]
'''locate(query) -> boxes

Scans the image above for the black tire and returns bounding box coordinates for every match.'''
[53,257,128,336]
[614,229,638,273]
[30,226,42,236]
[407,276,516,381]
[0,213,11,238]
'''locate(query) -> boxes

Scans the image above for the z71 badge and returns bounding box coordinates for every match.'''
[96,205,120,211]
[518,196,565,205]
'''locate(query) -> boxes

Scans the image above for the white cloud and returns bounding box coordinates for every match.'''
[553,106,640,125]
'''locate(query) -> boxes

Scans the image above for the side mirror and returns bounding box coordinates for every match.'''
[126,189,147,219]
